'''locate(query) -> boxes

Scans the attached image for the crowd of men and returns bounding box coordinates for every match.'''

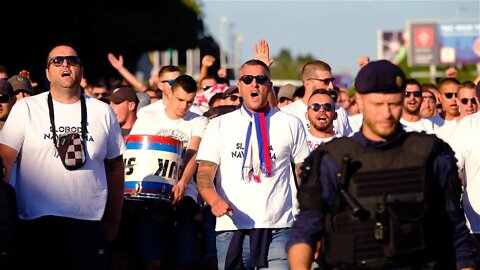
[0,40,479,270]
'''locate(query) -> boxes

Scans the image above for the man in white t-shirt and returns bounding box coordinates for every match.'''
[130,74,208,269]
[429,78,460,143]
[106,86,139,137]
[450,112,480,265]
[0,44,125,270]
[196,59,309,269]
[281,60,352,137]
[137,65,203,117]
[305,89,339,151]
[456,81,478,121]
[400,78,439,134]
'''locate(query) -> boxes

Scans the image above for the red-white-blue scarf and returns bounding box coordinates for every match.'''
[241,104,272,182]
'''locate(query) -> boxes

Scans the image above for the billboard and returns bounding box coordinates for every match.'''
[407,21,439,66]
[407,20,480,67]
[377,30,407,64]
[438,22,480,65]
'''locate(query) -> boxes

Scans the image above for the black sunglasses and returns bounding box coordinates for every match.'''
[48,56,81,67]
[444,92,457,99]
[308,77,336,85]
[161,79,175,86]
[308,103,334,112]
[239,75,269,85]
[460,98,477,105]
[405,91,422,98]
[0,95,10,103]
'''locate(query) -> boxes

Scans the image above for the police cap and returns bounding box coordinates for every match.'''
[354,60,406,94]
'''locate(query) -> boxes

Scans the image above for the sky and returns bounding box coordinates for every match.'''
[199,0,479,79]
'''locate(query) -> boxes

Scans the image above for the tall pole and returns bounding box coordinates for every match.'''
[220,16,228,70]
[233,32,244,80]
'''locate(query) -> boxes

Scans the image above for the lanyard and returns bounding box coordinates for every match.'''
[47,93,88,146]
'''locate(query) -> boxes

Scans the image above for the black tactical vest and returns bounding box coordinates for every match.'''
[317,132,445,269]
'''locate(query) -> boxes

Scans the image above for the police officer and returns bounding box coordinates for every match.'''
[286,60,478,270]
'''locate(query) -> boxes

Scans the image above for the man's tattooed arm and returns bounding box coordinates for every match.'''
[196,160,218,192]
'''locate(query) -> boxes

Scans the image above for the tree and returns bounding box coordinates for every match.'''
[270,49,315,79]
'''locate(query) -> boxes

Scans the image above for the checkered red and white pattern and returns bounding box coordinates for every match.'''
[194,83,229,108]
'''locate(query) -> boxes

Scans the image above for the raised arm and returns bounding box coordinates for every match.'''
[197,55,216,88]
[107,53,147,92]
[254,39,274,67]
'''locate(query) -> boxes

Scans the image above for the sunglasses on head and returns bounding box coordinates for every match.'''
[239,75,269,85]
[308,103,334,112]
[0,95,10,103]
[161,79,175,86]
[308,77,336,85]
[422,95,436,102]
[444,92,457,99]
[14,90,31,98]
[405,91,422,98]
[225,95,242,102]
[94,92,109,98]
[278,97,292,103]
[460,98,477,105]
[48,56,81,67]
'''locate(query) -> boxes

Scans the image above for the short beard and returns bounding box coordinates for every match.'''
[404,105,420,115]
[312,121,332,132]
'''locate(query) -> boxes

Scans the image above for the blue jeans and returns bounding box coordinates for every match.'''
[216,228,290,270]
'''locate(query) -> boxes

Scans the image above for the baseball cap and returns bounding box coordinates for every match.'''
[136,91,151,112]
[8,75,34,95]
[106,87,138,104]
[0,79,13,97]
[277,83,296,100]
[354,60,406,94]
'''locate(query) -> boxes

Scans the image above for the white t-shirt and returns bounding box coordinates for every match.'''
[0,93,125,221]
[428,114,459,143]
[348,113,363,134]
[306,132,339,151]
[136,99,204,118]
[130,107,208,200]
[449,113,480,233]
[197,107,310,231]
[400,118,439,135]
[281,100,352,137]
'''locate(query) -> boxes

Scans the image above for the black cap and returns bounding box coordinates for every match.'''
[354,60,406,94]
[106,87,138,104]
[8,75,34,95]
[0,79,13,97]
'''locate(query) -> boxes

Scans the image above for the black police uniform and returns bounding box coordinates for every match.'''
[286,60,478,270]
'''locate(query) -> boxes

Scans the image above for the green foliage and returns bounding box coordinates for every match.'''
[270,48,315,80]
[182,0,202,14]
[397,53,478,84]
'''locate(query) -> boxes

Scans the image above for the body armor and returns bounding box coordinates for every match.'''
[316,132,449,269]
